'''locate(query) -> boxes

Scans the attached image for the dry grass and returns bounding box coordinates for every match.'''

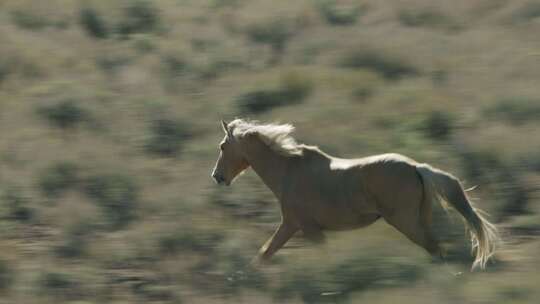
[1,0,540,303]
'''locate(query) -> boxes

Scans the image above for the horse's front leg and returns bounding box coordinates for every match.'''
[255,220,298,263]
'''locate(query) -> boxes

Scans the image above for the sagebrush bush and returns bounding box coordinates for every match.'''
[237,73,312,114]
[161,55,189,77]
[84,173,139,229]
[340,50,419,80]
[512,2,540,23]
[246,19,292,50]
[280,72,313,102]
[96,53,132,72]
[145,118,191,157]
[1,187,33,222]
[421,111,453,140]
[117,0,161,37]
[55,221,95,258]
[275,256,423,303]
[10,10,50,30]
[38,162,79,197]
[246,19,293,63]
[484,97,540,125]
[237,90,285,114]
[459,148,530,220]
[159,230,223,255]
[79,7,109,39]
[38,99,87,130]
[316,0,362,25]
[398,9,457,30]
[132,35,156,54]
[0,259,13,292]
[351,87,373,102]
[0,58,13,84]
[40,271,79,293]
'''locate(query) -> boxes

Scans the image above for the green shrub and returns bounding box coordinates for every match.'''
[0,58,14,84]
[1,187,33,222]
[84,173,139,229]
[10,10,50,30]
[132,35,156,54]
[145,118,191,157]
[0,259,13,292]
[398,9,457,30]
[159,230,223,255]
[510,214,540,235]
[280,72,313,102]
[133,283,176,302]
[421,111,453,140]
[79,7,109,39]
[484,97,540,125]
[38,99,87,130]
[55,221,95,258]
[237,90,285,114]
[40,271,81,297]
[196,59,244,81]
[246,19,294,63]
[458,149,530,220]
[212,0,242,8]
[246,19,292,50]
[96,53,132,72]
[512,2,540,23]
[316,0,362,25]
[339,50,419,80]
[188,250,267,297]
[275,256,423,303]
[117,0,161,37]
[38,162,79,197]
[351,87,373,102]
[161,55,189,77]
[237,73,312,114]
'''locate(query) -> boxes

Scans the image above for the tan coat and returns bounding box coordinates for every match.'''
[212,120,499,270]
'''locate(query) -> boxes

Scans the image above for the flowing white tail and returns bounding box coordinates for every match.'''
[416,164,500,270]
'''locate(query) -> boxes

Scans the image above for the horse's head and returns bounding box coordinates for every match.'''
[211,120,249,186]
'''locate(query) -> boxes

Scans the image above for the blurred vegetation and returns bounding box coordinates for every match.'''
[38,162,79,198]
[484,97,540,125]
[237,72,312,114]
[0,259,13,292]
[316,0,364,26]
[37,99,88,130]
[398,8,460,32]
[145,117,192,156]
[79,7,109,39]
[1,0,539,303]
[84,173,139,229]
[339,49,420,80]
[117,0,162,38]
[1,187,33,222]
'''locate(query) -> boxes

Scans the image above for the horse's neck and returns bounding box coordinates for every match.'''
[242,138,289,199]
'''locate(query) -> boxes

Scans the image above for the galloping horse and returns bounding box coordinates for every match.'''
[211,119,499,270]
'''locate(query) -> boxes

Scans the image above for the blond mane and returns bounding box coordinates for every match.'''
[227,119,303,157]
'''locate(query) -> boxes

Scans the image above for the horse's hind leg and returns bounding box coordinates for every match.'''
[384,211,442,259]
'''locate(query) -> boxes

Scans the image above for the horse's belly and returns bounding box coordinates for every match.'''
[313,201,379,230]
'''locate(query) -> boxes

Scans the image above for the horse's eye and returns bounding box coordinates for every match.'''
[219,144,225,151]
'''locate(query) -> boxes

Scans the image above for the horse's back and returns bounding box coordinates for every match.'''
[354,153,424,216]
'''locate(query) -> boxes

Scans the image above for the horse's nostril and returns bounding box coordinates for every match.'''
[212,173,225,184]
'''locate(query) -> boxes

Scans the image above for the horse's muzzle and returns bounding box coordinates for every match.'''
[212,173,226,185]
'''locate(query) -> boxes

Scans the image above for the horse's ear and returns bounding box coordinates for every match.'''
[221,120,232,137]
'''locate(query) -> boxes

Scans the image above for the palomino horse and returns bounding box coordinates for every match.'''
[211,119,499,270]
